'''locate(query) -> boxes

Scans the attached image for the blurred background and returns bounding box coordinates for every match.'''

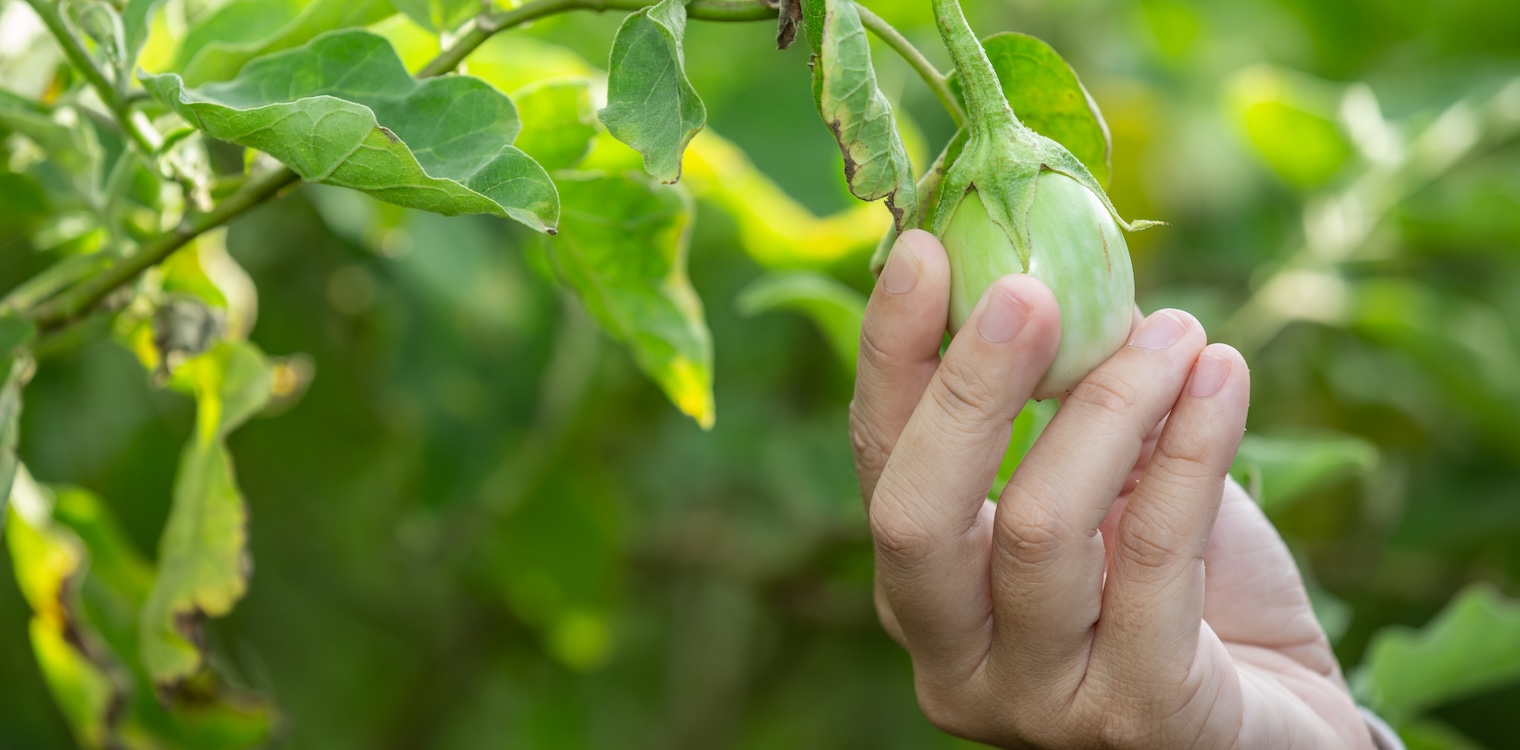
[2,0,1519,747]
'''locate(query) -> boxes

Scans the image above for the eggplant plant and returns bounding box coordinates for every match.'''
[0,0,1153,742]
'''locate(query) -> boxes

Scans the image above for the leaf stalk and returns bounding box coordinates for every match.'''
[21,0,161,154]
[856,6,965,127]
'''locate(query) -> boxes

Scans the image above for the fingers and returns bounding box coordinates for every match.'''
[988,310,1208,673]
[851,230,951,511]
[1097,343,1251,681]
[870,274,1061,667]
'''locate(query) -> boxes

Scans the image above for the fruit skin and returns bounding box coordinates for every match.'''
[939,173,1133,400]
[918,0,1157,399]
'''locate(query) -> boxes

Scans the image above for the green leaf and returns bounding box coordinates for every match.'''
[798,0,825,53]
[548,173,714,428]
[1396,719,1484,750]
[173,0,397,85]
[736,271,864,373]
[7,472,273,749]
[140,341,274,687]
[599,0,706,183]
[1355,584,1520,724]
[389,0,476,32]
[123,0,169,68]
[947,33,1112,187]
[144,30,558,232]
[1229,431,1378,516]
[172,0,305,73]
[513,79,598,171]
[1227,67,1351,190]
[806,0,917,231]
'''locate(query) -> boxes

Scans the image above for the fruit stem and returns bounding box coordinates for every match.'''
[931,0,1021,134]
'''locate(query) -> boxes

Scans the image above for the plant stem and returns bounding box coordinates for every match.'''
[21,0,160,154]
[0,253,115,315]
[857,6,965,127]
[30,167,300,327]
[423,0,775,77]
[28,0,955,328]
[930,0,1016,132]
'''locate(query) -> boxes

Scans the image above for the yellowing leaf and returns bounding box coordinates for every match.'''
[140,341,273,687]
[547,173,714,428]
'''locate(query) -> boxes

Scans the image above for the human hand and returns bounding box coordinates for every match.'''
[849,230,1373,749]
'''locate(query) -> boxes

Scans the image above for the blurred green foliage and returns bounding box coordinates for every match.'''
[1,0,1519,747]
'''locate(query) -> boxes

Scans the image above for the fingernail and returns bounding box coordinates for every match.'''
[880,234,922,295]
[1129,310,1187,351]
[978,280,1030,343]
[1188,350,1231,398]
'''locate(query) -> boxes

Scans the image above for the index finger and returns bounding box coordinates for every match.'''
[850,230,952,510]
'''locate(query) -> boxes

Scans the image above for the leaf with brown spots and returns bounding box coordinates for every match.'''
[804,0,917,231]
[6,470,273,748]
[140,341,273,689]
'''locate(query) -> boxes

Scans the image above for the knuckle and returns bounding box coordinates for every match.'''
[868,493,936,562]
[1068,369,1141,423]
[930,357,1001,419]
[1152,439,1218,482]
[995,504,1075,566]
[848,398,896,467]
[856,322,896,372]
[1115,510,1188,573]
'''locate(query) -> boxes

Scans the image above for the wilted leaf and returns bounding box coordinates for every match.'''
[513,79,598,171]
[773,0,802,50]
[173,0,396,85]
[581,127,888,269]
[599,0,706,183]
[948,33,1112,187]
[736,271,864,372]
[1356,584,1520,724]
[806,0,917,231]
[1230,431,1378,515]
[390,0,476,32]
[548,173,714,428]
[7,471,273,748]
[145,30,558,232]
[140,341,273,687]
